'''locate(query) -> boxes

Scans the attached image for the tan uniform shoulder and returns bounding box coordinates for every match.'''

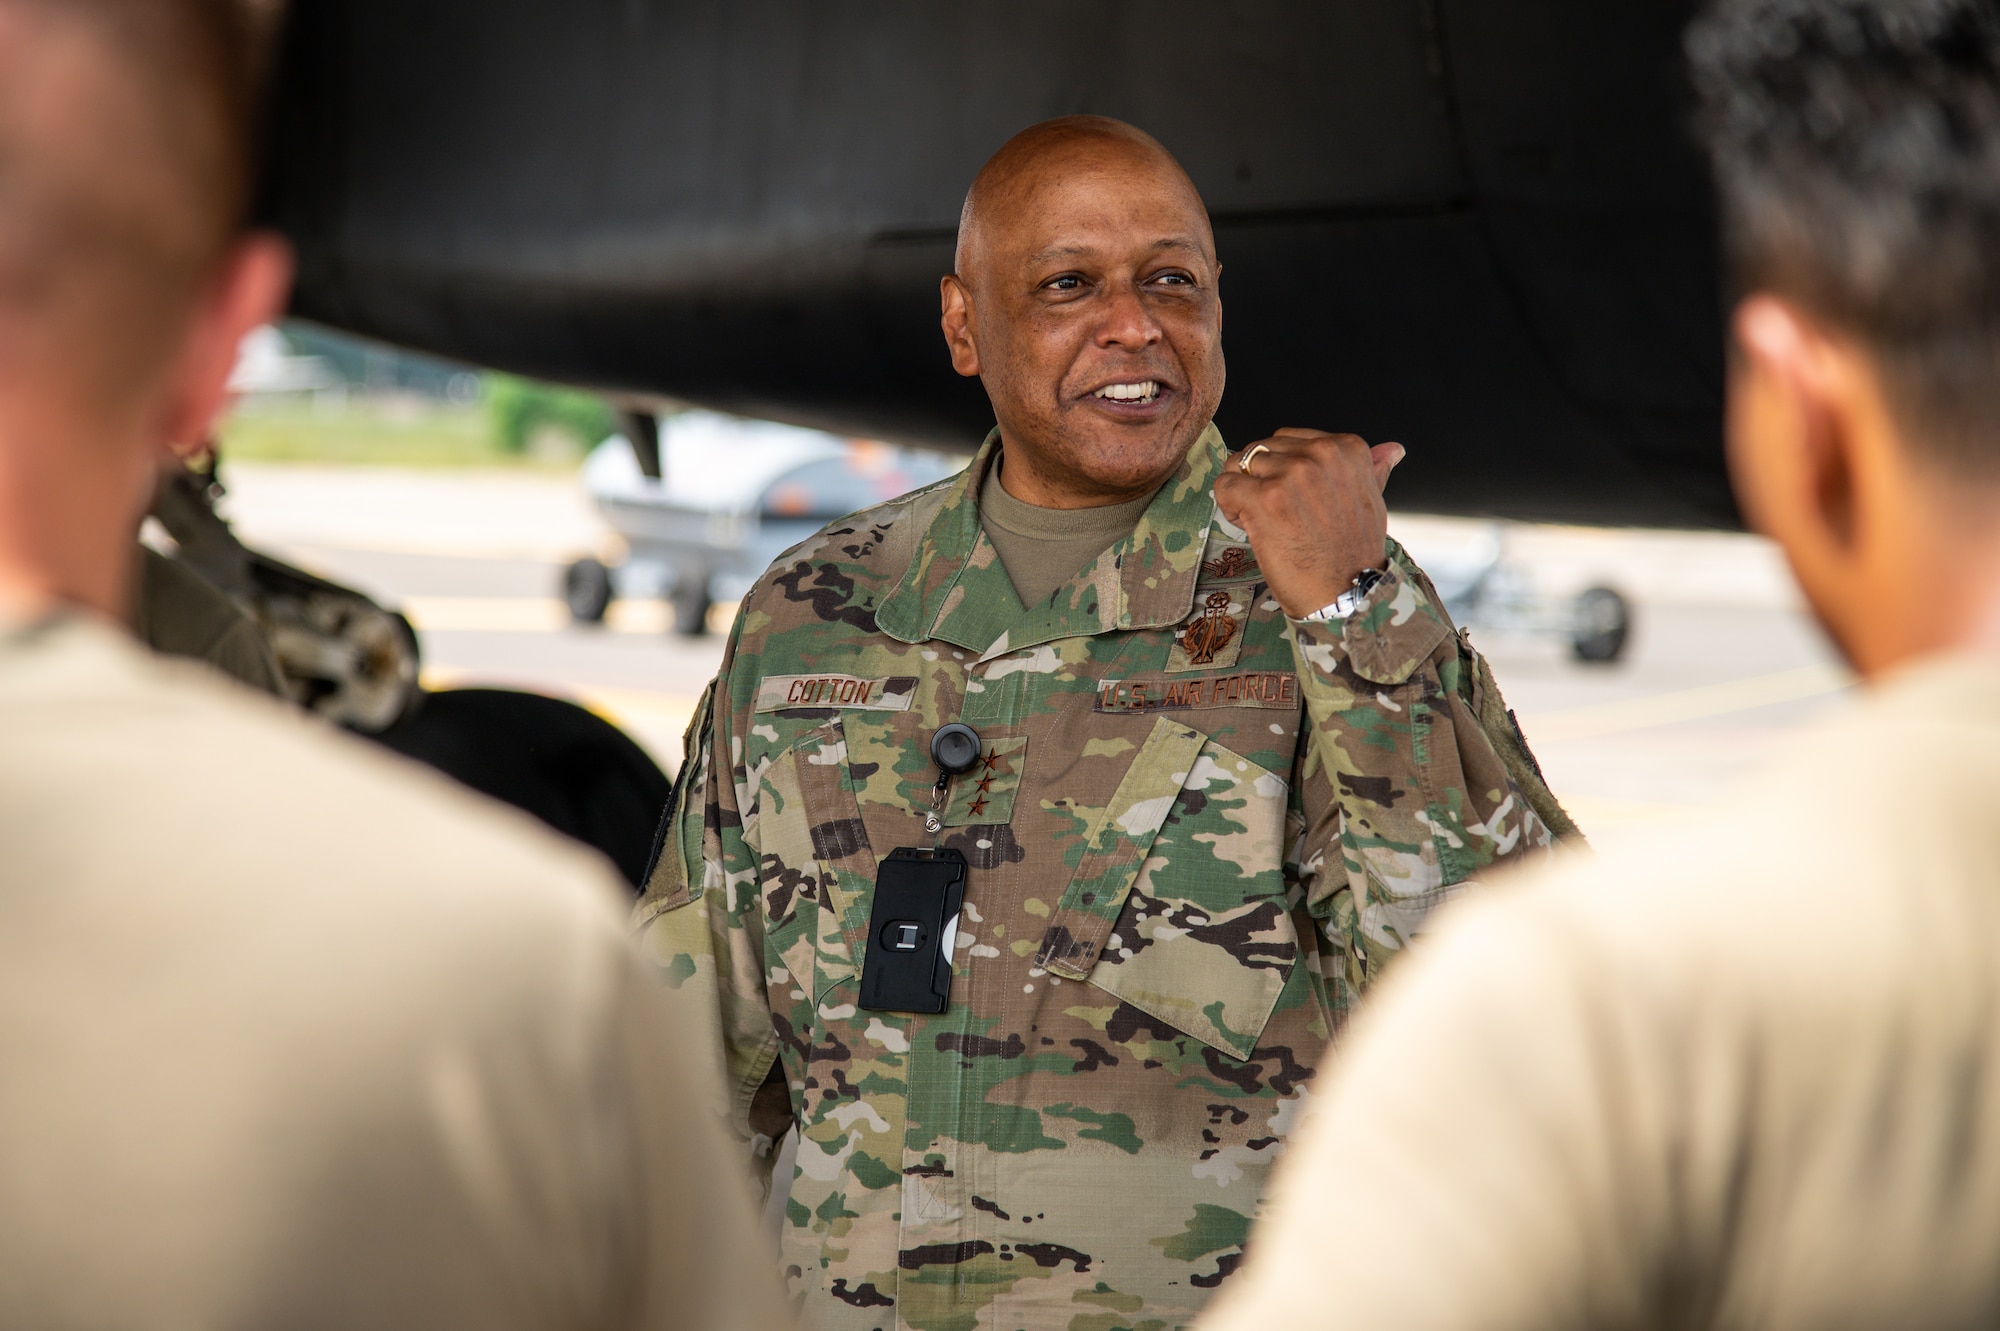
[1485,654,2000,999]
[4,614,628,950]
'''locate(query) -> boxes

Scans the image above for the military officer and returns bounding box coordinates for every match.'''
[639,115,1574,1331]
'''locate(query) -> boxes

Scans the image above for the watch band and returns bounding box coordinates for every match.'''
[1298,567,1386,623]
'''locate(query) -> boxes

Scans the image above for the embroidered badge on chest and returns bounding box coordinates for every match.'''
[1169,587,1252,671]
[1200,544,1260,582]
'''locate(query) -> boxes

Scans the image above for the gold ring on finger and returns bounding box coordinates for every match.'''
[1238,443,1271,476]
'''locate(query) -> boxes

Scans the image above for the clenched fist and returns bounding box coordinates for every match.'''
[1211,429,1405,618]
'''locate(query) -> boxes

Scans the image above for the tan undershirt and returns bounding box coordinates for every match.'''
[978,457,1159,607]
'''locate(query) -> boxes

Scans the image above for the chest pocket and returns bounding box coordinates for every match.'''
[756,711,937,1007]
[755,720,873,1006]
[1034,716,1297,1060]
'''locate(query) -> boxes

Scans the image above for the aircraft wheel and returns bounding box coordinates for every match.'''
[1570,586,1632,664]
[670,577,711,637]
[563,557,613,623]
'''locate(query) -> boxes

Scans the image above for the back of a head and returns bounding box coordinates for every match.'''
[1688,0,2000,474]
[0,0,266,398]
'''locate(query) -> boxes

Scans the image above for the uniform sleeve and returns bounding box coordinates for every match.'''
[1197,887,1669,1331]
[632,634,787,1187]
[1288,539,1574,999]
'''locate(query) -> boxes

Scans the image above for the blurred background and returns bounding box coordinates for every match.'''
[192,318,1846,858]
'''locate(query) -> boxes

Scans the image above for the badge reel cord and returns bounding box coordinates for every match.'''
[856,723,982,1015]
[925,722,982,835]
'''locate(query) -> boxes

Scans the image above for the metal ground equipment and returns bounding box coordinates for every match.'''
[150,458,671,887]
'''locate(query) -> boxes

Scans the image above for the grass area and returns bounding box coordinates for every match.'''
[218,397,590,469]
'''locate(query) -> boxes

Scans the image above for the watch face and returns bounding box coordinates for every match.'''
[1297,570,1384,623]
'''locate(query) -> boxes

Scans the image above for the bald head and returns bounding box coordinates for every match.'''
[940,116,1225,507]
[955,116,1215,284]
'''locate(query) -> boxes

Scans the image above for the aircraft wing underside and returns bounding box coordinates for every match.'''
[264,0,1731,527]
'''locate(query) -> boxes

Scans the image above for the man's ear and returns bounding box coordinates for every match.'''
[160,232,295,453]
[1730,295,1862,555]
[939,274,981,378]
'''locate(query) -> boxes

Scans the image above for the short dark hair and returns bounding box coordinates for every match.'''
[1687,0,2000,473]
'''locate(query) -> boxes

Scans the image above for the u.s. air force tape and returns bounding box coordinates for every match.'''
[1095,671,1297,713]
[755,674,919,712]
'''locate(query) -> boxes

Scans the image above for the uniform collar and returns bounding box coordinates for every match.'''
[876,422,1226,661]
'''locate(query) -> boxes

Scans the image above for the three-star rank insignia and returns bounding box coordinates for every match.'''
[941,736,1028,827]
[1169,586,1253,671]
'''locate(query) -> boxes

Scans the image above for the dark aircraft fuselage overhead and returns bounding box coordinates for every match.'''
[264,0,1731,527]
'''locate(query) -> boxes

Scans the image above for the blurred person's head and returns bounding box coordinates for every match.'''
[940,115,1225,508]
[1690,0,2000,675]
[0,0,291,623]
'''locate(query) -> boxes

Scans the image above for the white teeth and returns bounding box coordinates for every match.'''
[1094,381,1159,401]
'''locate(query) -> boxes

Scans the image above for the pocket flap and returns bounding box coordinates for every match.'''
[1035,717,1208,978]
[1038,723,1299,1061]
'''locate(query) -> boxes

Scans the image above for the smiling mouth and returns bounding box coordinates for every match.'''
[1091,380,1162,404]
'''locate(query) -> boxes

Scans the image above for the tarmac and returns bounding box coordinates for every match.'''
[218,463,1850,856]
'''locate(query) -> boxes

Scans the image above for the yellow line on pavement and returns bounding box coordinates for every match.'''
[570,683,707,723]
[414,670,706,769]
[399,596,672,634]
[1523,662,1852,740]
[414,669,702,715]
[571,685,709,771]
[398,596,740,636]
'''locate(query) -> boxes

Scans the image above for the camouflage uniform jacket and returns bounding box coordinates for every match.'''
[637,425,1570,1331]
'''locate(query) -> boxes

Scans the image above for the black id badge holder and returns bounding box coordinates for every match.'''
[858,846,967,1014]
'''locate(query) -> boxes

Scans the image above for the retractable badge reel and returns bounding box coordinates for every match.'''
[924,722,982,833]
[858,722,981,1014]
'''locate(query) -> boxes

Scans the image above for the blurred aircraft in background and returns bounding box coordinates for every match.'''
[567,412,963,635]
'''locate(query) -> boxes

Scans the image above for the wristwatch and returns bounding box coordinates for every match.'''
[1297,567,1386,623]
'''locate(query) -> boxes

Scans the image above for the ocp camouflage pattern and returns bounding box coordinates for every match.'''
[636,425,1571,1331]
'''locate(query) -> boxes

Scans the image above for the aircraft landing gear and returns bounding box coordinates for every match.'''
[560,555,711,636]
[669,574,711,637]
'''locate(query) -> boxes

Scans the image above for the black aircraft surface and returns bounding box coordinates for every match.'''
[262,0,1731,529]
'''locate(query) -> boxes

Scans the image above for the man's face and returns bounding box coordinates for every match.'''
[947,148,1224,503]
